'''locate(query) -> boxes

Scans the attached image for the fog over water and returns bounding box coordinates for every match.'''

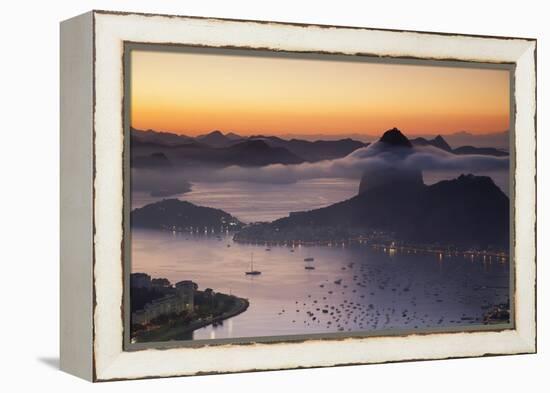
[132,143,509,202]
[203,143,509,185]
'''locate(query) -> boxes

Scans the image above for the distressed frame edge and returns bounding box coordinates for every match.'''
[512,40,537,354]
[59,11,95,381]
[91,8,537,42]
[123,43,518,352]
[90,11,537,381]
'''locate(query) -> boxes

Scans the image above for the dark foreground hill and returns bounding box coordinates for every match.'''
[131,199,244,232]
[235,174,509,249]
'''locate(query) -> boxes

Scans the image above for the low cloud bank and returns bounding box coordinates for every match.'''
[193,142,509,184]
[132,142,509,189]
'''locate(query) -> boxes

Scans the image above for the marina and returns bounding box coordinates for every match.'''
[132,228,510,340]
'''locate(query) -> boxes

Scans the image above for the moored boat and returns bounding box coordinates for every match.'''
[245,253,262,275]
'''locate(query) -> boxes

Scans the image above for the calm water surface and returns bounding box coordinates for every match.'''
[132,171,508,223]
[132,229,509,341]
[132,178,358,222]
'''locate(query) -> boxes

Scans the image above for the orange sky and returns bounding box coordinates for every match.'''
[130,48,510,136]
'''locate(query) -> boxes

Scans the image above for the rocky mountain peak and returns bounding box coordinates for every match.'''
[379,128,412,148]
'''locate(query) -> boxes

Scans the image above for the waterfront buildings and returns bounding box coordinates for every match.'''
[131,274,197,325]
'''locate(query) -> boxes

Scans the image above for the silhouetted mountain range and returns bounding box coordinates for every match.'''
[452,145,509,156]
[131,128,507,171]
[411,135,507,156]
[278,130,509,149]
[131,199,244,232]
[131,129,194,146]
[248,135,367,162]
[131,131,304,168]
[131,128,367,167]
[442,131,509,150]
[224,140,304,165]
[234,129,509,249]
[195,130,235,147]
[411,135,452,152]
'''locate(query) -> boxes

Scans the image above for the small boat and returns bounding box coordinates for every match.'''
[304,257,314,262]
[265,248,271,251]
[245,253,261,275]
[334,279,342,285]
[290,249,295,252]
[305,258,315,270]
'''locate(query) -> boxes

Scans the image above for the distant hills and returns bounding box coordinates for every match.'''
[131,129,194,146]
[247,135,366,162]
[452,145,509,156]
[195,130,237,147]
[131,199,244,232]
[410,135,508,156]
[439,131,509,150]
[131,128,367,168]
[223,139,304,165]
[278,130,509,150]
[130,128,507,170]
[131,135,304,168]
[410,135,452,151]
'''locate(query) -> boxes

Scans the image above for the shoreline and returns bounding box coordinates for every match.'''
[133,295,249,343]
[232,236,509,259]
[132,226,509,260]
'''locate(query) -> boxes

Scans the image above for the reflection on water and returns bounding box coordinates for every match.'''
[132,229,509,341]
[132,178,359,222]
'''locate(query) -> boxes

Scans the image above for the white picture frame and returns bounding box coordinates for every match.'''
[60,10,536,382]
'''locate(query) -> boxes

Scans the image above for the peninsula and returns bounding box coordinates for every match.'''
[130,273,249,342]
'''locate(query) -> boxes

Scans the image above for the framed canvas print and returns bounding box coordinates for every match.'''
[60,10,537,382]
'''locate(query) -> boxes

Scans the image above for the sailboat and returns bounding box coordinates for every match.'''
[245,252,262,275]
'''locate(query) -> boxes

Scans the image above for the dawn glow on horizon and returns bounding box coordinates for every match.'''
[130,48,510,136]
